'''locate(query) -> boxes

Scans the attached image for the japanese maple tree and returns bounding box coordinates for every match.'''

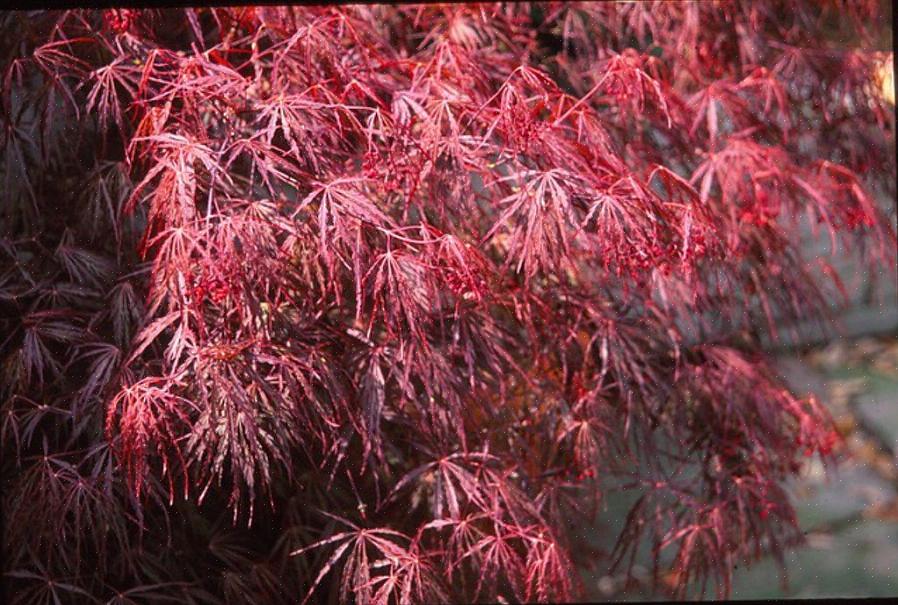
[1,3,895,603]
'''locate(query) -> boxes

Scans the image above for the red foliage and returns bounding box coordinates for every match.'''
[1,4,895,602]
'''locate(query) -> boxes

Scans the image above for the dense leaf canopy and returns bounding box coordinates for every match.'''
[1,3,895,603]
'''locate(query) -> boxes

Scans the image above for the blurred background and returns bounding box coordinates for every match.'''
[579,7,897,601]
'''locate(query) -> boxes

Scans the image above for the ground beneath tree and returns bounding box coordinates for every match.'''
[580,334,898,600]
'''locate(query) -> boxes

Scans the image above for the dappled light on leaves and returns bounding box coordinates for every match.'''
[1,3,895,603]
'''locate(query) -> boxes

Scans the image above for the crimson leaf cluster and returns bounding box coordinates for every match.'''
[1,4,895,603]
